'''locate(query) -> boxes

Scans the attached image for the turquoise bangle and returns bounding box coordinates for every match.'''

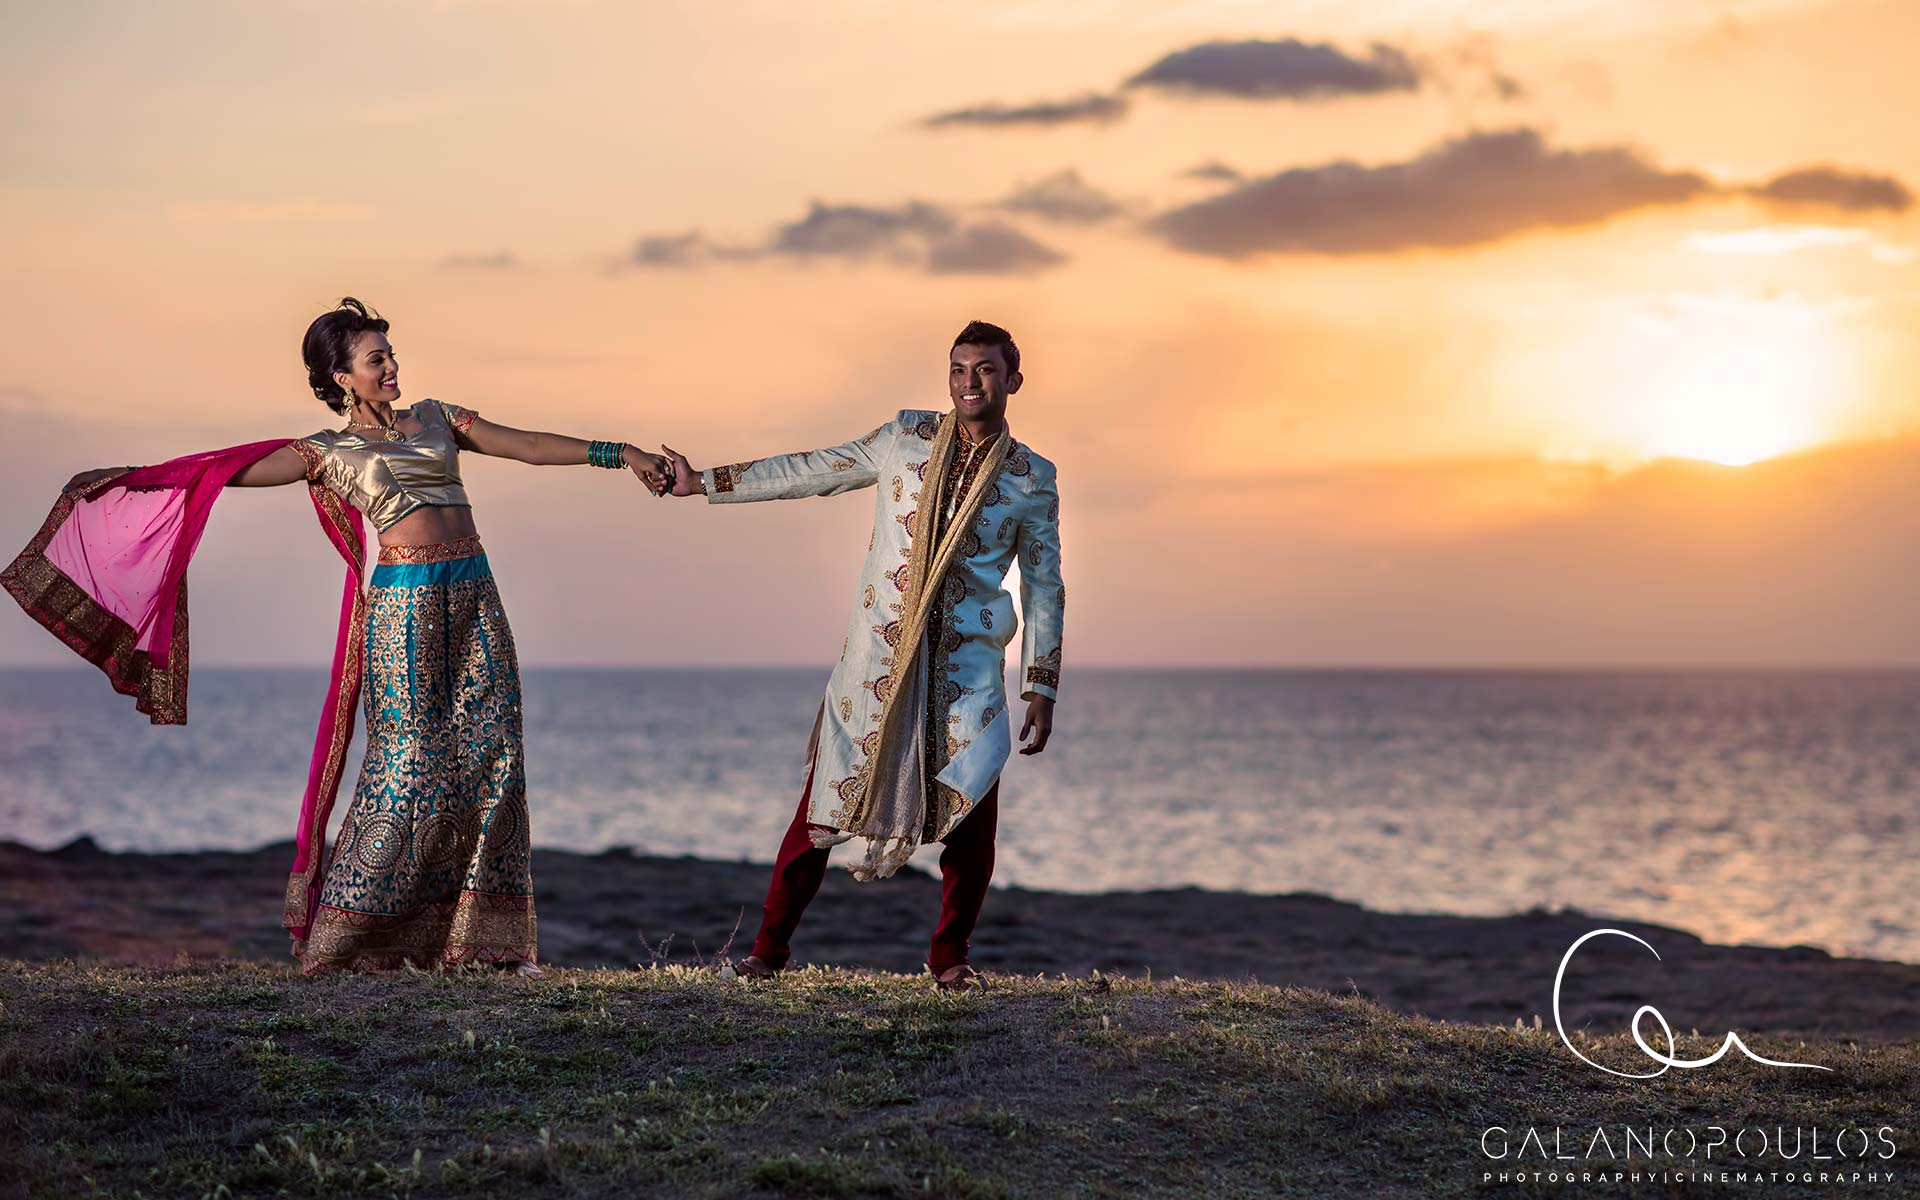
[588,439,627,469]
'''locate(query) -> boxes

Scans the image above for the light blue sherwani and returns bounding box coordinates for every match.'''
[702,408,1063,844]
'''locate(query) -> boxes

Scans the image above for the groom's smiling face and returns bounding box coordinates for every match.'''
[949,342,1021,425]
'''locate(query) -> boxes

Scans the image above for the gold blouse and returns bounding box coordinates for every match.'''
[292,399,478,533]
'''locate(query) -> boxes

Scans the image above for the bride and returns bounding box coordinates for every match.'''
[5,297,669,976]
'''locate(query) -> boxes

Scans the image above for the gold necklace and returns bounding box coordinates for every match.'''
[344,409,403,442]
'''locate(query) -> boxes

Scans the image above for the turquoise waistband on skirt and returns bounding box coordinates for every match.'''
[370,553,493,589]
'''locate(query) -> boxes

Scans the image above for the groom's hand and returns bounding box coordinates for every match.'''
[660,445,703,497]
[1018,696,1054,755]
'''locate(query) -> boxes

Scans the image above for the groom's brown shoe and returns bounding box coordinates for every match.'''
[733,955,780,981]
[933,964,984,993]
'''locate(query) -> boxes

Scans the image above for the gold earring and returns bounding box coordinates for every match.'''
[341,386,357,412]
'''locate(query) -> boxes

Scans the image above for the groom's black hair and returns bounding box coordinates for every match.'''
[952,320,1020,376]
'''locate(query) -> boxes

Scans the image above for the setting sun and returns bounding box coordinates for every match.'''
[1638,347,1830,466]
[1617,291,1856,467]
[1499,279,1871,473]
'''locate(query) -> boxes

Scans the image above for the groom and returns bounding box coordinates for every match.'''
[661,320,1064,991]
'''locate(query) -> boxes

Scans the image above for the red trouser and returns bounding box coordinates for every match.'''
[750,764,1000,975]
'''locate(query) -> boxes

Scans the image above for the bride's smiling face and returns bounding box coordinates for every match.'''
[334,332,401,407]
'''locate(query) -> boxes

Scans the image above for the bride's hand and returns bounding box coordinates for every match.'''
[64,468,121,493]
[622,447,671,496]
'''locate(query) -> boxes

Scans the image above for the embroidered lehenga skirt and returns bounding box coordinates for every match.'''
[297,537,537,972]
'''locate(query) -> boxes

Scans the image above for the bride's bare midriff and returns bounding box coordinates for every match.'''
[378,504,480,549]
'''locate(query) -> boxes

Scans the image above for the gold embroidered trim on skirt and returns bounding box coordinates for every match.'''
[377,535,485,565]
[300,891,537,973]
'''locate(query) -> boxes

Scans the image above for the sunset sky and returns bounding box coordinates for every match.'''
[3,0,1918,667]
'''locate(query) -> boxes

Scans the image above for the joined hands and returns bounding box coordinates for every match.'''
[623,447,673,496]
[659,445,703,497]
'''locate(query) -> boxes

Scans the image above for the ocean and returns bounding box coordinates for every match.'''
[2,666,1915,964]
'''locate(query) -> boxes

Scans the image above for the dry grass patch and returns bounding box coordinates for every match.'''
[0,960,1908,1198]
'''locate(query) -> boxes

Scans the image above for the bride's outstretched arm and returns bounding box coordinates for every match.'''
[65,443,310,492]
[457,414,671,494]
[230,445,310,486]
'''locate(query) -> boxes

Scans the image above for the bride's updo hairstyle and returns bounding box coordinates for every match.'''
[302,297,390,414]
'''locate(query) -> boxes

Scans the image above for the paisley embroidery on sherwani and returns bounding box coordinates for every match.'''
[712,459,760,494]
[828,727,886,818]
[1027,644,1062,692]
[921,506,980,840]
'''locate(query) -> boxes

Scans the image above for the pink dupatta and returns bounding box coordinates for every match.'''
[1,440,371,947]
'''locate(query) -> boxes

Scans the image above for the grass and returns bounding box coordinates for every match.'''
[0,960,1910,1198]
